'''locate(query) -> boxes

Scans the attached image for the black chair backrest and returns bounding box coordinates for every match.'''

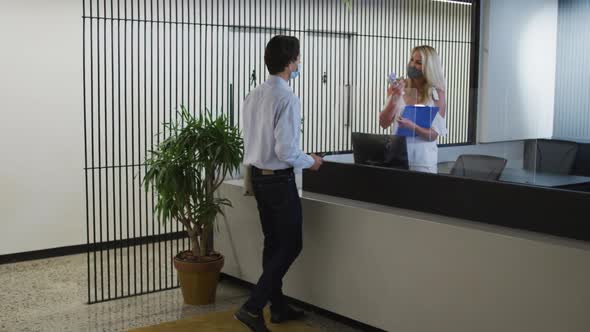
[524,139,578,174]
[572,143,590,177]
[450,154,507,181]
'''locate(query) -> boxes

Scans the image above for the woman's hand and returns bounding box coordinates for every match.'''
[381,79,405,129]
[397,117,417,130]
[387,79,405,97]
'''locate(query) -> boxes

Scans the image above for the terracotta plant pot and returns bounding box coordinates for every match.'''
[173,253,224,305]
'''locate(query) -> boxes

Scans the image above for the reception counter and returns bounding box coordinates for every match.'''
[215,178,590,332]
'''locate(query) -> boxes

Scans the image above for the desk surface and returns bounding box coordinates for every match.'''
[437,166,590,187]
[438,166,590,187]
[499,168,590,188]
[326,155,590,188]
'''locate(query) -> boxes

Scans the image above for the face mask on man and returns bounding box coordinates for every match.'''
[407,64,423,79]
[290,62,301,80]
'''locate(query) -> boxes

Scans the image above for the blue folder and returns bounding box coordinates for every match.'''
[396,105,439,137]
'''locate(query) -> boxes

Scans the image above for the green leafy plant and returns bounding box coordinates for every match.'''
[342,0,352,10]
[144,106,243,260]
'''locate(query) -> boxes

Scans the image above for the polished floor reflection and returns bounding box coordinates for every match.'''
[0,253,362,331]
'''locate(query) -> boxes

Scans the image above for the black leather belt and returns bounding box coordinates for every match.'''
[251,166,294,176]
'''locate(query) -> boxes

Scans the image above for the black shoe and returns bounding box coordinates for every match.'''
[234,307,271,332]
[270,305,305,324]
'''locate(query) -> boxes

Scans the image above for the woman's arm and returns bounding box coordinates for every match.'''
[397,118,439,141]
[379,80,405,129]
[379,96,400,129]
[434,88,446,117]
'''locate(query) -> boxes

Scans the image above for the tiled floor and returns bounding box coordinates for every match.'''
[0,253,363,331]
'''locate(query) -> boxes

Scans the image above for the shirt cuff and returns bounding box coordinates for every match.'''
[304,154,315,169]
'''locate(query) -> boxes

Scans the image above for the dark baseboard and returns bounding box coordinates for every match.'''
[0,244,88,265]
[220,273,386,332]
[0,231,187,265]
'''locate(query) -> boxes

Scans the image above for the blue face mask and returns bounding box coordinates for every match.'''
[290,63,301,80]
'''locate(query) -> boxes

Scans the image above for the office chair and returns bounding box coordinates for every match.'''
[572,143,590,177]
[450,154,507,181]
[437,161,455,174]
[524,139,578,175]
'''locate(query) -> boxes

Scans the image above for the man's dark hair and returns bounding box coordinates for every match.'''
[264,35,300,75]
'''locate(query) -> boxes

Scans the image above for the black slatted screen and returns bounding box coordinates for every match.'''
[83,0,480,303]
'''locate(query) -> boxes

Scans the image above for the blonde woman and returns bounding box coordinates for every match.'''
[379,45,448,174]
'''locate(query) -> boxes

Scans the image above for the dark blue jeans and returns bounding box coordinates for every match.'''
[243,169,303,314]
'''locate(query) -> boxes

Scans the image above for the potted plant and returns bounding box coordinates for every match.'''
[143,106,243,305]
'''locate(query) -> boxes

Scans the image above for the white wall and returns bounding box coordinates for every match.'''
[0,0,477,256]
[478,0,558,143]
[0,0,564,256]
[0,1,85,255]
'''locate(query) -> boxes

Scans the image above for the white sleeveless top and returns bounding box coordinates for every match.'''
[390,88,447,168]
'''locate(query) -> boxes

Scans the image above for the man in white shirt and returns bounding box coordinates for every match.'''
[234,35,322,332]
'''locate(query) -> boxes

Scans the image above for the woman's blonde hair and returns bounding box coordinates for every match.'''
[407,45,446,103]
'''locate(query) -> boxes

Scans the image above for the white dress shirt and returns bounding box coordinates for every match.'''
[242,75,314,170]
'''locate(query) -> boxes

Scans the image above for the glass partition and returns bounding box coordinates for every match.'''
[322,85,590,194]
